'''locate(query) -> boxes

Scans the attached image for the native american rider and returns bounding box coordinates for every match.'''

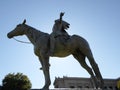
[49,12,70,56]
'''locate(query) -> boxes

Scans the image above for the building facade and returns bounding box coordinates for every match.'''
[54,76,120,90]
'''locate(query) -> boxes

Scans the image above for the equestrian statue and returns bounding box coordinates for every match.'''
[7,12,104,90]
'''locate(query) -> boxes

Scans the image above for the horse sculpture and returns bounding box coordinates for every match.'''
[7,19,104,90]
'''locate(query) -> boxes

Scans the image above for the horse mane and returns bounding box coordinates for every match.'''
[26,24,49,35]
[25,24,49,44]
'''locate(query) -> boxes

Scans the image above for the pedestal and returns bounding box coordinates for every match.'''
[50,88,102,90]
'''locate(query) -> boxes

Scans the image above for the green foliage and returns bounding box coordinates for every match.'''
[2,73,32,90]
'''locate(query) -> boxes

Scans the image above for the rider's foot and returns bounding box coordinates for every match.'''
[40,64,51,70]
[40,67,42,70]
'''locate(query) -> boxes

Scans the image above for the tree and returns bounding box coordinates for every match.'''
[2,73,32,90]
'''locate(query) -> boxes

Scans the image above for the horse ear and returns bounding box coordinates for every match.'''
[22,19,26,24]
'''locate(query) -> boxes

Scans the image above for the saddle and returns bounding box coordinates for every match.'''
[54,33,70,46]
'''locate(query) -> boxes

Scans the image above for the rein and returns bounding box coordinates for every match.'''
[13,37,31,44]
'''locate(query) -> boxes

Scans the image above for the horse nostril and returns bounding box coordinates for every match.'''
[7,33,13,39]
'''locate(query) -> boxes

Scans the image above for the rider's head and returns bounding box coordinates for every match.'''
[53,19,70,31]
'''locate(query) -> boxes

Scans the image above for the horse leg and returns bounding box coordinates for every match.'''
[34,48,44,70]
[39,56,50,70]
[73,53,98,88]
[39,53,51,90]
[86,52,104,89]
[38,57,44,70]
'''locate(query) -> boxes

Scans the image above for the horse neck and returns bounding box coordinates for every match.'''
[25,25,44,44]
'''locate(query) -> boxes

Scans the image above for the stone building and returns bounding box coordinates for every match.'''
[54,76,119,90]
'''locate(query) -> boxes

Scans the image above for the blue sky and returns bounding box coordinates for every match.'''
[0,0,120,89]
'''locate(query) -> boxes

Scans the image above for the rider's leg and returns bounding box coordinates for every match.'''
[49,35,55,56]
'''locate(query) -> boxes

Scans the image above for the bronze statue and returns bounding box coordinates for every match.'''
[7,13,104,90]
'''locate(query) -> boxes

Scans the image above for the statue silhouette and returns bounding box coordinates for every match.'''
[7,13,104,90]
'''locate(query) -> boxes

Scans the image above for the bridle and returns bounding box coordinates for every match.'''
[13,37,31,44]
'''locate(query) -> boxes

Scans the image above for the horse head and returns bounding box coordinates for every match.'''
[7,19,27,39]
[53,19,70,31]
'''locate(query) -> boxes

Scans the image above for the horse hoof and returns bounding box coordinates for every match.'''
[40,88,49,90]
[40,86,49,90]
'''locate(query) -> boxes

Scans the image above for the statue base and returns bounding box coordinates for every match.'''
[32,88,102,90]
[50,88,102,90]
